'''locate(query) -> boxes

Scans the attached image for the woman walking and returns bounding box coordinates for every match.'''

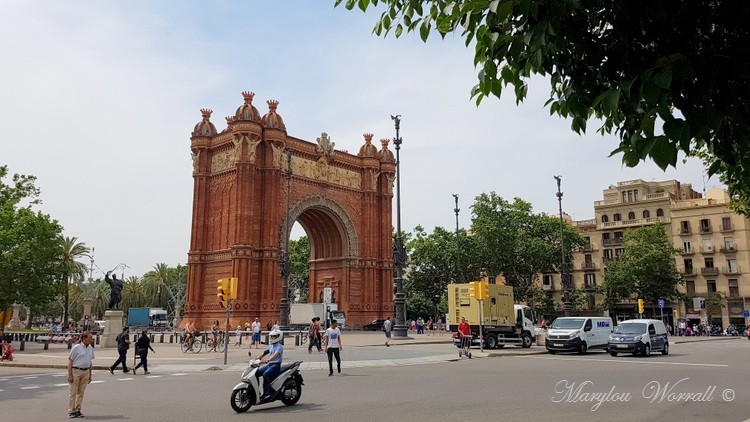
[133,331,155,375]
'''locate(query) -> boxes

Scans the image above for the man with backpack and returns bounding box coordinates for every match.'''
[109,326,130,374]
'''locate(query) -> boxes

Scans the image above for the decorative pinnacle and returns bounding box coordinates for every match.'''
[363,133,373,142]
[380,139,390,148]
[225,116,236,124]
[241,91,255,104]
[200,109,213,120]
[267,100,279,110]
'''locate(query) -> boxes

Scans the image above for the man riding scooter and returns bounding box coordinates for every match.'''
[255,329,283,400]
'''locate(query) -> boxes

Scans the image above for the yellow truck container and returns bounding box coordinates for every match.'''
[448,283,536,348]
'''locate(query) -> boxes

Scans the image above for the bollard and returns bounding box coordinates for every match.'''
[169,334,173,344]
[96,335,100,345]
[44,341,49,350]
[160,333,164,343]
[20,338,25,351]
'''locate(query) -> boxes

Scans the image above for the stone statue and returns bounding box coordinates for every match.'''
[105,271,123,310]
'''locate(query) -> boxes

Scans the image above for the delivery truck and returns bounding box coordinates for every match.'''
[290,303,345,329]
[447,283,536,348]
[127,307,169,330]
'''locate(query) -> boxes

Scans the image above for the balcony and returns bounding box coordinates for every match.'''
[700,225,712,233]
[584,283,597,291]
[721,223,734,232]
[720,246,736,254]
[581,262,597,271]
[602,238,624,246]
[601,216,670,229]
[701,267,720,276]
[542,283,552,291]
[679,227,691,235]
[680,248,694,255]
[683,268,696,276]
[723,266,742,275]
[582,243,598,252]
[702,246,716,254]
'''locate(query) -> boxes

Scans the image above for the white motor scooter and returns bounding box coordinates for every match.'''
[230,350,304,413]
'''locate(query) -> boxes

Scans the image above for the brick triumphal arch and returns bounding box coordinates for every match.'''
[185,91,396,329]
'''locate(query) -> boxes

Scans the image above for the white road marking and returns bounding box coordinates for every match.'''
[172,373,187,376]
[145,375,160,378]
[117,378,134,381]
[90,380,105,384]
[518,355,729,367]
[55,383,68,387]
[20,386,40,389]
[22,376,38,379]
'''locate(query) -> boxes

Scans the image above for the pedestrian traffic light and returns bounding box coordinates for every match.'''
[478,281,489,300]
[229,277,238,299]
[638,299,645,314]
[217,278,229,308]
[468,281,478,299]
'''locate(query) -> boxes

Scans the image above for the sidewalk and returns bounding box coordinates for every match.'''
[2,330,740,371]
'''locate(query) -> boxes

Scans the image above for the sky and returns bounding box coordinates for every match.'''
[1,1,723,279]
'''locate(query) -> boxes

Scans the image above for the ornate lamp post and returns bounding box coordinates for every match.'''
[280,150,293,329]
[554,175,572,316]
[453,194,462,283]
[391,115,408,338]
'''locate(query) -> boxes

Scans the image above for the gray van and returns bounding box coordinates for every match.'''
[608,319,668,357]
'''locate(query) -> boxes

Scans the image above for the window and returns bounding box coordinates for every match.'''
[682,240,692,253]
[542,275,553,288]
[603,249,613,260]
[680,221,690,234]
[614,231,623,240]
[729,279,739,298]
[584,273,596,287]
[602,232,610,240]
[722,217,732,231]
[628,191,633,202]
[601,215,609,223]
[615,248,624,257]
[724,237,735,250]
[628,211,635,220]
[700,218,711,232]
[643,210,650,218]
[588,295,596,310]
[613,213,621,221]
[702,238,714,252]
[727,259,737,273]
[656,208,664,217]
[686,280,695,295]
[684,258,693,274]
[707,280,717,293]
[634,190,638,201]
[622,192,627,203]
[705,257,714,268]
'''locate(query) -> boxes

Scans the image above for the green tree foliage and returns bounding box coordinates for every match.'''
[598,224,683,312]
[470,193,585,301]
[0,165,66,314]
[59,236,90,324]
[406,225,467,309]
[338,0,750,213]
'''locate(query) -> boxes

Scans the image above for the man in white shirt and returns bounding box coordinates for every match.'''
[251,318,261,349]
[67,332,95,418]
[383,317,392,347]
[324,320,343,376]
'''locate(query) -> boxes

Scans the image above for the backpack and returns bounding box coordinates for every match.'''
[308,323,316,336]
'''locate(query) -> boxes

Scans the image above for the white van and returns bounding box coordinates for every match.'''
[545,317,613,354]
[608,319,668,357]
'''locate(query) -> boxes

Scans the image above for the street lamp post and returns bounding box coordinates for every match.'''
[391,115,408,338]
[453,194,462,283]
[280,150,293,329]
[554,175,572,317]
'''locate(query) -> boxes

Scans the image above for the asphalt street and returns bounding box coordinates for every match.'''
[1,338,748,422]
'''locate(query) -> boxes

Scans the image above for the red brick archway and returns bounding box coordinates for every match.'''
[184,92,395,329]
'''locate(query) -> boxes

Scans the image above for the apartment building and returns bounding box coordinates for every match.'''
[543,179,750,329]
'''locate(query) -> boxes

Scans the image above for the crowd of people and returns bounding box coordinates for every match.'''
[408,317,445,335]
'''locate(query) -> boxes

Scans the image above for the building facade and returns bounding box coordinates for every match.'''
[545,179,750,329]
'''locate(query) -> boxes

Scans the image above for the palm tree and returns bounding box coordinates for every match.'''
[59,236,90,325]
[121,275,146,311]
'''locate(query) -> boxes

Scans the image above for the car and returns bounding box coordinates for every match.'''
[608,319,669,357]
[362,319,386,331]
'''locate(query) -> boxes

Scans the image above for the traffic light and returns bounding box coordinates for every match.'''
[478,282,489,300]
[229,277,238,299]
[637,299,645,314]
[217,278,229,308]
[468,281,478,299]
[673,310,679,319]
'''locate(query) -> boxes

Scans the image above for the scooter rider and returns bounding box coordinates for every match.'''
[256,329,283,400]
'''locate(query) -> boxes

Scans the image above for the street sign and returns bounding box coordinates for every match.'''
[744,310,749,318]
[323,287,332,304]
[693,297,706,310]
[658,299,664,309]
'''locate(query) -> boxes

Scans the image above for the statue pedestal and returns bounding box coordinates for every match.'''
[101,310,124,348]
[7,304,24,330]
